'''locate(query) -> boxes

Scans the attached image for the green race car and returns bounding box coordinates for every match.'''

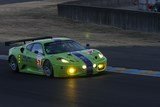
[5,37,107,77]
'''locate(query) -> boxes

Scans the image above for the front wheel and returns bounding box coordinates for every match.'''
[9,56,19,72]
[43,60,54,77]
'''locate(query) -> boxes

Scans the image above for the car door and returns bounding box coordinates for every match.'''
[24,43,44,72]
[22,43,34,69]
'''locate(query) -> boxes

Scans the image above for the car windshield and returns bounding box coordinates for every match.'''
[44,40,86,54]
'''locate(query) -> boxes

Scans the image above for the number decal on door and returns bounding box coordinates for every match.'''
[36,59,42,66]
[36,54,43,68]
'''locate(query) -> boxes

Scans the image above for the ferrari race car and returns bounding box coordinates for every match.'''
[5,37,107,77]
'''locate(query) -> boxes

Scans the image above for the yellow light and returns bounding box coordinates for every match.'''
[82,65,87,69]
[67,67,76,75]
[93,64,96,68]
[98,64,104,69]
[18,56,21,63]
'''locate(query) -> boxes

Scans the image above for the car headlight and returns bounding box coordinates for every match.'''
[82,65,87,69]
[98,53,104,58]
[98,64,104,69]
[97,64,106,71]
[67,67,76,75]
[61,59,69,63]
[93,64,96,68]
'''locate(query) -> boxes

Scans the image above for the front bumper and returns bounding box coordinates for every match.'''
[53,60,107,77]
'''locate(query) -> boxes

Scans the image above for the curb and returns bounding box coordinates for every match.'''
[0,55,8,60]
[107,66,160,78]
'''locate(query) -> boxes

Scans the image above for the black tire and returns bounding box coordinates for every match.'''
[9,56,19,72]
[43,60,54,77]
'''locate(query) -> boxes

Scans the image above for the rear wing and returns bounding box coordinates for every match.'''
[5,36,53,46]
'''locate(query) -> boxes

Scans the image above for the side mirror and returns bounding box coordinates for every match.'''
[86,44,90,49]
[20,48,24,53]
[34,50,39,54]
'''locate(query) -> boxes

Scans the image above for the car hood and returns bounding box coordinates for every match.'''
[48,49,105,64]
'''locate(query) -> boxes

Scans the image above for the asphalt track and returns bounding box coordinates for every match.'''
[0,43,160,107]
[1,0,160,106]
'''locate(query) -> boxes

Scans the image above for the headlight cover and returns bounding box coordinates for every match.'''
[67,67,76,75]
[82,65,87,69]
[98,53,104,58]
[61,59,69,63]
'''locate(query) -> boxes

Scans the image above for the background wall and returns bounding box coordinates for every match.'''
[58,1,160,33]
[63,0,133,7]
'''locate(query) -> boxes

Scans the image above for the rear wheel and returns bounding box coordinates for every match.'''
[43,60,54,77]
[9,56,19,72]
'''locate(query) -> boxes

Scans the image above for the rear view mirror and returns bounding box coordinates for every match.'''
[86,44,90,49]
[20,48,24,53]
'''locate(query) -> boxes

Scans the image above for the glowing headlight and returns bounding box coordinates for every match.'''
[98,53,104,58]
[67,67,76,75]
[98,64,105,70]
[82,65,87,69]
[61,59,69,63]
[93,64,96,68]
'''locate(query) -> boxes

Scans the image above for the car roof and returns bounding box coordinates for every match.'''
[32,37,72,44]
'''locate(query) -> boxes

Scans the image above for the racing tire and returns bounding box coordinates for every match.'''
[43,60,54,78]
[9,56,19,73]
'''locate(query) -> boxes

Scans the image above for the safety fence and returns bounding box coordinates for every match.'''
[63,0,133,7]
[58,3,160,33]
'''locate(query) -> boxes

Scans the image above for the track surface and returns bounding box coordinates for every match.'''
[1,60,160,107]
[0,43,160,107]
[0,0,160,106]
[99,46,160,71]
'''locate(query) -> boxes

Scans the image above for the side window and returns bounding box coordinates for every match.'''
[31,43,43,54]
[26,43,33,51]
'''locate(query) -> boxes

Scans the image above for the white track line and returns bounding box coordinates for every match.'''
[107,66,160,78]
[0,55,8,60]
